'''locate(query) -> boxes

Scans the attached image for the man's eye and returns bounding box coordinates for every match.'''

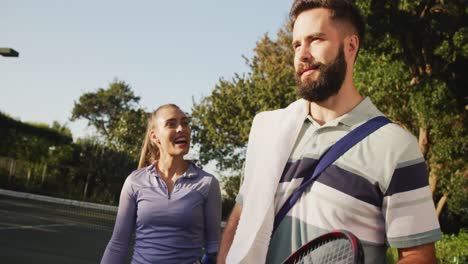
[311,37,324,43]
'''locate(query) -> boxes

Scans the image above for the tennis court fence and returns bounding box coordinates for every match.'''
[0,155,123,205]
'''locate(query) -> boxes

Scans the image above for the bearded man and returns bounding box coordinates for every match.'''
[217,1,441,263]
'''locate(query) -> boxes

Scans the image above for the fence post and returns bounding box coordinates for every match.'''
[8,158,16,183]
[83,173,91,201]
[41,163,47,186]
[26,165,32,187]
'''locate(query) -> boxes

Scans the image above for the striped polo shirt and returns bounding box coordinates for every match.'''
[237,98,441,264]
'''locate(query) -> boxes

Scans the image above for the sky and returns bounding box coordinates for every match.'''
[1,0,292,136]
[1,0,292,173]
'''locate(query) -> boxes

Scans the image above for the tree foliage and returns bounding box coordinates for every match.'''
[1,80,146,204]
[71,138,136,203]
[435,230,468,263]
[112,109,148,159]
[1,137,136,205]
[70,79,147,157]
[191,27,296,171]
[354,0,467,224]
[0,112,72,147]
[71,79,140,143]
[220,174,242,220]
[0,112,72,163]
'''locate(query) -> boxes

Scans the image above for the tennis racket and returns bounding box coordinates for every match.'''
[282,230,364,264]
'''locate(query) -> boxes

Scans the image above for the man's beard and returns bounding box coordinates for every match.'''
[295,45,347,102]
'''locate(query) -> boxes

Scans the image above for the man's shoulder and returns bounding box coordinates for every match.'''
[253,99,307,123]
[367,120,423,162]
[378,121,419,145]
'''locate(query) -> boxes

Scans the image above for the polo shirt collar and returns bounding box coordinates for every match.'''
[147,161,199,179]
[306,97,382,128]
[337,97,383,127]
[182,162,199,178]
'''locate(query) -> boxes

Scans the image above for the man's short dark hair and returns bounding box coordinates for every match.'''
[290,0,365,44]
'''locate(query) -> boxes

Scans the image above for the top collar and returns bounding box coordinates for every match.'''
[305,97,383,128]
[337,97,383,127]
[147,161,199,179]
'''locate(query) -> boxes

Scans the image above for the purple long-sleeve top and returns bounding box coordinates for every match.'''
[101,162,222,264]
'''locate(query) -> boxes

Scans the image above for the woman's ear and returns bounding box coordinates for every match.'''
[150,130,160,144]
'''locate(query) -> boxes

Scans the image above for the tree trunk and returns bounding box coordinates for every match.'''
[8,158,16,183]
[418,127,428,158]
[429,171,438,194]
[83,173,91,201]
[419,127,438,195]
[436,193,448,218]
[41,163,47,186]
[27,167,32,187]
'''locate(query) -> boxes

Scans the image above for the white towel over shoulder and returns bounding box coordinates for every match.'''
[227,99,309,264]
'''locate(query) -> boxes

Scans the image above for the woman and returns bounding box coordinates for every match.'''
[101,104,221,264]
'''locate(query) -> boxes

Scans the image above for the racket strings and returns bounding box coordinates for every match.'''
[294,238,355,264]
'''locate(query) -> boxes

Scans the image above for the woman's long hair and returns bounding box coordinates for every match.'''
[137,104,181,169]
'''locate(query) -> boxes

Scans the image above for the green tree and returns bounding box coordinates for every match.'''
[191,27,296,171]
[41,138,136,204]
[73,138,136,203]
[0,112,72,162]
[219,174,241,220]
[354,0,467,223]
[71,79,141,144]
[112,109,148,159]
[50,121,73,138]
[71,79,147,157]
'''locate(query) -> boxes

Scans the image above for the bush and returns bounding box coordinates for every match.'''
[385,248,398,264]
[436,230,468,264]
[221,197,235,221]
[385,230,468,263]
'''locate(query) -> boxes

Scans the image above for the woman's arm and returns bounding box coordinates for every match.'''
[100,177,137,264]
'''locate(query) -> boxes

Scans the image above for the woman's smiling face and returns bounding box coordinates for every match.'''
[151,106,191,158]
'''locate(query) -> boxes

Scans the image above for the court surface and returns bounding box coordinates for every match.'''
[0,193,124,264]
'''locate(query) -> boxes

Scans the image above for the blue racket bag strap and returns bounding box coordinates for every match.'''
[273,116,391,232]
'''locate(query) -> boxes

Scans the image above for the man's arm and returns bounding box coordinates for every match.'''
[217,203,242,264]
[397,243,437,263]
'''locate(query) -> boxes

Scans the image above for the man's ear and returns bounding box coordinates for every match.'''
[345,34,359,62]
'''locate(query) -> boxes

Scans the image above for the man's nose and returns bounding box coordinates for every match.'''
[298,45,312,62]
